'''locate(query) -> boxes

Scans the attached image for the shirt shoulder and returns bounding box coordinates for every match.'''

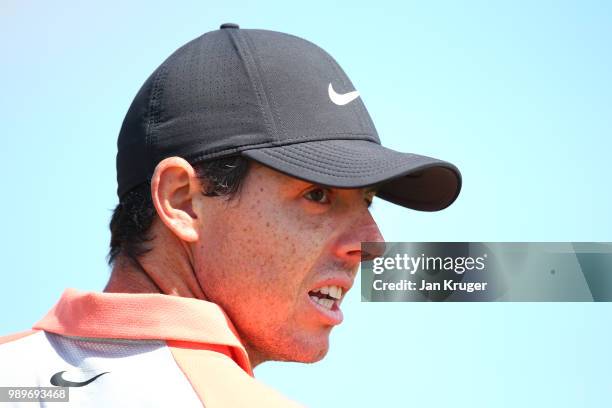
[169,343,305,407]
[0,331,203,407]
[0,330,305,408]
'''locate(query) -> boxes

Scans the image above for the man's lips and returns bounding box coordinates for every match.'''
[306,277,353,325]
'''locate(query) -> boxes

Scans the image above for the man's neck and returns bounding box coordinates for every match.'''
[104,256,164,294]
[104,222,205,298]
[102,225,266,368]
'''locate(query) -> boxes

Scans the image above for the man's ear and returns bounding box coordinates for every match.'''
[150,157,201,242]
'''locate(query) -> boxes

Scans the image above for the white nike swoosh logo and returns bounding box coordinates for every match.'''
[328,83,360,106]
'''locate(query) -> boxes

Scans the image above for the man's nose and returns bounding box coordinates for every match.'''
[333,214,386,265]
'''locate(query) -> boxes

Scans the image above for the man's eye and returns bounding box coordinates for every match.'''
[304,188,331,204]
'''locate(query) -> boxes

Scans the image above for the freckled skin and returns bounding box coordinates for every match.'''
[191,163,384,365]
[105,158,385,367]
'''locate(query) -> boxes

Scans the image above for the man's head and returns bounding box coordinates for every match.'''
[109,23,462,366]
[109,156,383,364]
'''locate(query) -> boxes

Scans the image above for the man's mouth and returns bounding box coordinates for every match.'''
[308,285,343,311]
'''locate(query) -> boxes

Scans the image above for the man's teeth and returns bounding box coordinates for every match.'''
[309,295,335,310]
[309,284,344,311]
[314,285,343,300]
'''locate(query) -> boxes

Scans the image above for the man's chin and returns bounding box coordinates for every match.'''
[302,350,329,364]
[259,335,331,364]
[244,324,336,366]
[276,345,329,364]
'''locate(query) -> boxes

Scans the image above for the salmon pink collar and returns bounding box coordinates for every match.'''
[33,288,253,375]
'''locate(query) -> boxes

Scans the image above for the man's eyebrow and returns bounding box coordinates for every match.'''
[365,186,380,194]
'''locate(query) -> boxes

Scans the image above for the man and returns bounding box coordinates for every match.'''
[0,23,461,406]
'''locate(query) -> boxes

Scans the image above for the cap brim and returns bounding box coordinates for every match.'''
[241,139,462,211]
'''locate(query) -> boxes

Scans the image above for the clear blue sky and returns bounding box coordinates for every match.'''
[1,1,611,407]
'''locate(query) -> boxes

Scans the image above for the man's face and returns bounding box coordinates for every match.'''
[191,162,384,364]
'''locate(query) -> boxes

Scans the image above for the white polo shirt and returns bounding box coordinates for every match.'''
[0,288,303,407]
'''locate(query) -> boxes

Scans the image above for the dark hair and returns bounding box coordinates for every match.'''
[107,156,250,266]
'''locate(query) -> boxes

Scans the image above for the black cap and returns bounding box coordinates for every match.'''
[117,24,462,211]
